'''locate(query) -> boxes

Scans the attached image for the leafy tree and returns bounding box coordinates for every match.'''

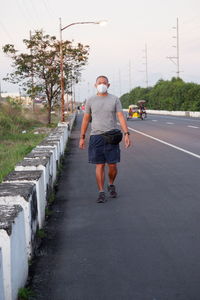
[120,87,152,108]
[120,92,130,108]
[3,30,89,123]
[121,77,200,112]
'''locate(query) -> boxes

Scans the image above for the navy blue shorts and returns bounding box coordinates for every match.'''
[88,135,120,164]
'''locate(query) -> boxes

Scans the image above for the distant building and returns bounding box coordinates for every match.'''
[1,92,20,98]
[1,93,32,106]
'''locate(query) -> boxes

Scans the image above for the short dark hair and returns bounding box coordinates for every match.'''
[96,75,109,83]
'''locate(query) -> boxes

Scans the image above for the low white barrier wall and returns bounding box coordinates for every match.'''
[38,139,61,163]
[0,113,76,300]
[33,147,57,183]
[0,249,5,300]
[15,157,51,199]
[24,151,55,186]
[0,205,28,300]
[123,108,200,118]
[4,171,45,229]
[189,111,200,118]
[0,182,38,257]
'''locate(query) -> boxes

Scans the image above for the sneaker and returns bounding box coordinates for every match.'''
[97,192,106,203]
[107,185,117,198]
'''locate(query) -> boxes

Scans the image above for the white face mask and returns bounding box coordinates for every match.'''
[97,84,108,94]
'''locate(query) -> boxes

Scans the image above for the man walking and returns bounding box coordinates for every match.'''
[79,75,131,203]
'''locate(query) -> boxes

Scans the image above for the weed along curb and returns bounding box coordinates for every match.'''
[0,113,76,300]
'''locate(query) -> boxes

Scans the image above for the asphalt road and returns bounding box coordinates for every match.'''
[30,113,200,300]
[126,114,200,156]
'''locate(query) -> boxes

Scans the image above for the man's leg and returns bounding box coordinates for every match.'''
[107,163,118,198]
[96,163,105,191]
[108,163,117,185]
[96,164,106,203]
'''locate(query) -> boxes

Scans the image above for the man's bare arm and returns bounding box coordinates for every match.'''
[117,111,131,148]
[79,113,91,149]
[117,111,129,132]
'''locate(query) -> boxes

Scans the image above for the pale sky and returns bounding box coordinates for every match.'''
[0,0,200,101]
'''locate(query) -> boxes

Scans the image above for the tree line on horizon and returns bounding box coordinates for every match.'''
[120,77,200,111]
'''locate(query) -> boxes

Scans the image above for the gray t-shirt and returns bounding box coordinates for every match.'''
[85,93,123,135]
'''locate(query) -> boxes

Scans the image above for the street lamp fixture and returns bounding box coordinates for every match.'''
[59,19,107,122]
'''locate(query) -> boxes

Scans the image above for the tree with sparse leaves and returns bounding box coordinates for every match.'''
[3,30,89,123]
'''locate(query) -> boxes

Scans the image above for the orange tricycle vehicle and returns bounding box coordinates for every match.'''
[126,100,147,120]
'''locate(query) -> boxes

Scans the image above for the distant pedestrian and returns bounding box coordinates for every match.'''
[79,75,131,203]
[77,105,80,114]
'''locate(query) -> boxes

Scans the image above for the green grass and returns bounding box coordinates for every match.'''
[18,287,35,299]
[0,103,49,182]
[36,228,46,239]
[45,207,53,217]
[0,133,46,182]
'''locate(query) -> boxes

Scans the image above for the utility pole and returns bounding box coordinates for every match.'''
[19,87,21,101]
[59,17,65,122]
[87,82,90,98]
[167,17,180,78]
[128,60,132,92]
[0,79,2,101]
[144,44,148,87]
[118,69,122,96]
[176,18,180,78]
[70,70,73,113]
[112,73,116,95]
[73,85,76,112]
[140,44,149,88]
[30,30,35,111]
[139,44,149,87]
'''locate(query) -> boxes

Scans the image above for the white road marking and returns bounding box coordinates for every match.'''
[166,122,174,125]
[187,125,199,129]
[127,127,200,159]
[152,120,158,122]
[148,114,200,123]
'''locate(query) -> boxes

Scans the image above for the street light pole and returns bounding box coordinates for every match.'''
[59,18,65,122]
[59,19,107,122]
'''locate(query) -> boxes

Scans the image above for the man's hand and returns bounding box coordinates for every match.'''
[79,113,91,150]
[79,138,85,149]
[124,134,131,148]
[117,111,132,149]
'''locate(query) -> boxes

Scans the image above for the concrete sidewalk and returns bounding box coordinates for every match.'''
[29,114,200,300]
[30,115,141,300]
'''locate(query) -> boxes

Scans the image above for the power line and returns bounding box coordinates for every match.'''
[16,0,44,29]
[0,20,15,43]
[15,0,34,29]
[28,0,44,26]
[41,0,57,19]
